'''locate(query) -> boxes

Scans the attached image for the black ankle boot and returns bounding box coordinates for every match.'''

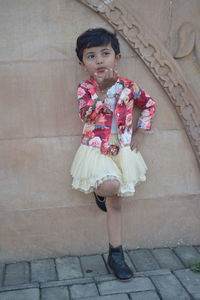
[93,192,107,212]
[107,244,133,281]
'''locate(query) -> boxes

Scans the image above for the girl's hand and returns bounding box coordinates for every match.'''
[130,128,146,152]
[94,68,119,91]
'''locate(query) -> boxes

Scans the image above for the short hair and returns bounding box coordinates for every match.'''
[76,28,120,62]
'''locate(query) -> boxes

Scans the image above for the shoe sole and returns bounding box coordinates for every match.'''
[94,193,107,212]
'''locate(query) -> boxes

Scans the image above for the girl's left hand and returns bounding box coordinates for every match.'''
[130,128,146,152]
[94,68,119,90]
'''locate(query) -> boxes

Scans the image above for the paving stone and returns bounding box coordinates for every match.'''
[103,251,136,272]
[80,255,108,277]
[98,277,155,295]
[31,259,57,283]
[0,264,5,286]
[95,271,169,282]
[41,277,93,288]
[173,246,200,267]
[0,288,40,300]
[174,269,200,299]
[69,283,99,299]
[94,274,116,283]
[41,286,70,300]
[56,256,83,280]
[151,248,184,270]
[0,283,39,292]
[130,290,161,300]
[128,249,160,271]
[150,274,190,300]
[135,269,171,277]
[81,295,129,300]
[4,262,29,286]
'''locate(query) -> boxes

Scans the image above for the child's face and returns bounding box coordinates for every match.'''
[80,44,121,79]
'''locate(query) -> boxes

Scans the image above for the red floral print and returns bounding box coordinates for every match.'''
[77,77,156,155]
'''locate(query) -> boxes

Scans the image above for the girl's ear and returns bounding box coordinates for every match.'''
[115,53,121,66]
[79,61,87,72]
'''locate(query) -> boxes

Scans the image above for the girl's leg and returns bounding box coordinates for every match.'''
[94,179,120,197]
[95,179,122,246]
[94,179,120,212]
[94,179,133,281]
[106,195,133,281]
[106,196,122,247]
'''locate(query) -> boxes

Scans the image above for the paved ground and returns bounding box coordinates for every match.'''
[0,245,200,300]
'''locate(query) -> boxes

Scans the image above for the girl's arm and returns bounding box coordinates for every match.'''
[77,83,105,123]
[130,84,156,151]
[134,85,156,130]
[77,70,118,123]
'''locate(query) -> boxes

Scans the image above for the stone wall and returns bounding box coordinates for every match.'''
[0,0,199,262]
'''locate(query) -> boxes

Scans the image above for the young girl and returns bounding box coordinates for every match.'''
[71,28,156,281]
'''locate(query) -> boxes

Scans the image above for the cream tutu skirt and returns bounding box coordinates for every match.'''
[71,135,147,197]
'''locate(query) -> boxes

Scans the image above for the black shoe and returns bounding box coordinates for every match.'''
[107,244,133,281]
[93,192,107,212]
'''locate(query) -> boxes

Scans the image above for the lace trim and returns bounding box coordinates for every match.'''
[72,175,120,194]
[72,174,146,196]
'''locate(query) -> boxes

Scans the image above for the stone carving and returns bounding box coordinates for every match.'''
[174,23,200,65]
[78,0,200,167]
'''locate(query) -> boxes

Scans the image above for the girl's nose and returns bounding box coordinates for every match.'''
[96,54,103,64]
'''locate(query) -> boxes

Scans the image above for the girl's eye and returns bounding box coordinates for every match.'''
[102,51,110,56]
[87,54,95,59]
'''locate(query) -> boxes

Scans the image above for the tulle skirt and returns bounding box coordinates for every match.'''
[70,135,147,197]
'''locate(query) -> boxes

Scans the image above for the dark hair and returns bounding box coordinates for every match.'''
[76,28,120,62]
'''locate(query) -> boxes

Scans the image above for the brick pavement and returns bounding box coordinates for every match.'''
[0,245,200,299]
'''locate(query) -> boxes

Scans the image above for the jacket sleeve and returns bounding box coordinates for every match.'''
[77,82,113,123]
[133,83,156,130]
[77,83,105,123]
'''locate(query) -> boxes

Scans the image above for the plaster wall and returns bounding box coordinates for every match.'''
[0,0,199,262]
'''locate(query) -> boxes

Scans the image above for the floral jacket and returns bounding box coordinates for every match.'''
[77,76,156,156]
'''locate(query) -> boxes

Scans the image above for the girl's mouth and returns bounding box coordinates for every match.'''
[97,67,106,73]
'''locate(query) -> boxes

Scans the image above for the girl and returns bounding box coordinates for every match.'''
[71,28,156,281]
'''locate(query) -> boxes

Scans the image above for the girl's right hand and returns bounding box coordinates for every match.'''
[130,128,146,152]
[94,68,119,91]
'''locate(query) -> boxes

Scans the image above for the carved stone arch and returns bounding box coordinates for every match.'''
[77,0,200,167]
